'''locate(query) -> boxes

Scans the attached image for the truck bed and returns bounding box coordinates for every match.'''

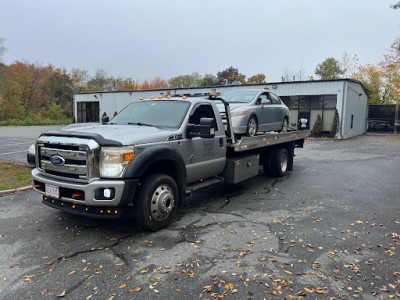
[228,130,310,152]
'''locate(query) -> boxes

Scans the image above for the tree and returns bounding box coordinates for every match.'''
[331,109,340,137]
[315,57,345,80]
[200,74,218,87]
[217,66,246,84]
[281,65,307,82]
[86,69,109,91]
[311,114,323,137]
[353,64,385,104]
[168,72,202,88]
[70,68,89,93]
[391,1,400,9]
[248,73,266,84]
[340,52,359,78]
[0,38,6,63]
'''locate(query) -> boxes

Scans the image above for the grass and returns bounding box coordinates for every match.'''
[0,161,33,191]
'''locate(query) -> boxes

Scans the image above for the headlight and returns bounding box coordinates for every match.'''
[231,111,248,117]
[28,144,35,154]
[100,146,134,178]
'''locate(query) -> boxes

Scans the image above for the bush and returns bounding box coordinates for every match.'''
[331,109,340,137]
[311,114,323,137]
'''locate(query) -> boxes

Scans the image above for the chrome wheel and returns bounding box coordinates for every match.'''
[150,184,175,221]
[280,118,289,133]
[280,151,288,173]
[247,117,258,137]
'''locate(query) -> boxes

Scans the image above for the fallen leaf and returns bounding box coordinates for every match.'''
[57,290,67,297]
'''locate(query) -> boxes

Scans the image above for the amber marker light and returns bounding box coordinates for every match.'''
[115,210,118,214]
[123,152,134,161]
[158,95,162,99]
[182,96,187,99]
[151,96,155,99]
[167,95,171,98]
[139,97,144,100]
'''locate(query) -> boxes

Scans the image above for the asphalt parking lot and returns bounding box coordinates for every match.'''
[0,135,399,299]
[0,126,61,164]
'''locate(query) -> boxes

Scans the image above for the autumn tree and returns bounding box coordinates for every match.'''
[70,68,89,93]
[353,64,384,104]
[248,73,266,84]
[217,66,246,84]
[315,57,345,80]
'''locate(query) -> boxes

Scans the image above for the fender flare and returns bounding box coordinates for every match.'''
[124,145,187,191]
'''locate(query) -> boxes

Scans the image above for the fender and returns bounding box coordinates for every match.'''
[124,145,187,190]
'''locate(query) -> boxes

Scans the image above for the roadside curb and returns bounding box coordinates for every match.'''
[0,185,32,197]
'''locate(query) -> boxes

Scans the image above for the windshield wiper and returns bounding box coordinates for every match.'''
[128,122,154,127]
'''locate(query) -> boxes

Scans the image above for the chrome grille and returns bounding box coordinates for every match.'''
[36,136,100,183]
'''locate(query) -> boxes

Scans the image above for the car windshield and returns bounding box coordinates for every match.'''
[221,90,259,103]
[110,100,190,128]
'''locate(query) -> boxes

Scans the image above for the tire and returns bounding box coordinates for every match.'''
[134,173,178,231]
[271,148,289,177]
[279,118,289,133]
[246,116,258,137]
[261,150,273,177]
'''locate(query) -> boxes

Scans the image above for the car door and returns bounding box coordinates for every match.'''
[256,92,275,132]
[181,103,227,183]
[269,92,284,129]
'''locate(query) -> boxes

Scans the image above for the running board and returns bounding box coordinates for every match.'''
[185,176,224,194]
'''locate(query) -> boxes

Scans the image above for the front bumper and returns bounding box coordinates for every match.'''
[31,168,138,207]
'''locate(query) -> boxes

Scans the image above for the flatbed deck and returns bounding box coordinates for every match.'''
[228,130,310,152]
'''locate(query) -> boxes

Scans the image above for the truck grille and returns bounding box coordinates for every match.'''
[36,136,100,183]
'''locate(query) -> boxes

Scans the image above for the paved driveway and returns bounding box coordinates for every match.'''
[0,126,61,163]
[0,135,399,299]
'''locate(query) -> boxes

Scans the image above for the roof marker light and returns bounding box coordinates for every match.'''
[158,95,162,99]
[139,97,144,100]
[182,96,187,99]
[151,96,155,99]
[167,95,171,98]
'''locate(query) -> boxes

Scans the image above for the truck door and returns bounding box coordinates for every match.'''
[182,103,227,183]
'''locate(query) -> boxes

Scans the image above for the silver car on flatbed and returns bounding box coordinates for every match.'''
[219,89,290,137]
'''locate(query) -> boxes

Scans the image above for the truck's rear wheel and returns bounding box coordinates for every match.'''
[134,173,178,231]
[271,148,289,177]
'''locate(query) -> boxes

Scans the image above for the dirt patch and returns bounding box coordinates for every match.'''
[0,161,33,191]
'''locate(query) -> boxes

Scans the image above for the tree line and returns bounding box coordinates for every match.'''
[0,37,399,125]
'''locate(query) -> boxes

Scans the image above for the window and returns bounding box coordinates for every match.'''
[77,101,99,123]
[323,95,337,109]
[310,96,323,109]
[269,92,282,104]
[111,100,189,128]
[189,104,218,131]
[280,96,299,109]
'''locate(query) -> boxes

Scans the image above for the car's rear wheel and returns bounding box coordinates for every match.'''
[279,118,289,133]
[246,116,258,137]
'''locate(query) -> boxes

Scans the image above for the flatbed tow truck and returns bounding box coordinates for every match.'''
[31,93,309,230]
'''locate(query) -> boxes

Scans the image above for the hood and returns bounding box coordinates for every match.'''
[51,123,179,145]
[216,103,247,112]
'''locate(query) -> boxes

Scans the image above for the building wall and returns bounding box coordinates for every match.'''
[73,79,368,139]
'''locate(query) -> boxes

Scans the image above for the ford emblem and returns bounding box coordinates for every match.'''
[50,155,65,166]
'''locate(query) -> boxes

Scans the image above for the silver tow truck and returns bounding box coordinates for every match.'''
[31,95,309,231]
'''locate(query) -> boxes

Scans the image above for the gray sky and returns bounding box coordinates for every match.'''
[0,0,399,82]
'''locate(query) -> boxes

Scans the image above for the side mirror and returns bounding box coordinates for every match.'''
[101,116,109,124]
[260,99,271,105]
[187,117,215,138]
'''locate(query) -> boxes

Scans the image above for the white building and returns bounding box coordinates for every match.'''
[73,79,368,139]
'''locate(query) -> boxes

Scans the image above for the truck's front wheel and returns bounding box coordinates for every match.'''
[134,173,178,231]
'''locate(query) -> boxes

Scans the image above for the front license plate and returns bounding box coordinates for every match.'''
[45,184,60,199]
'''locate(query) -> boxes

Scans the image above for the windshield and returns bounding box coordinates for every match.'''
[221,90,259,103]
[111,100,190,128]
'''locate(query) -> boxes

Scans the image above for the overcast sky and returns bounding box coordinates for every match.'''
[0,0,399,82]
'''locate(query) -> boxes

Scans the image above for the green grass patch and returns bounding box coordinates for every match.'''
[0,162,33,191]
